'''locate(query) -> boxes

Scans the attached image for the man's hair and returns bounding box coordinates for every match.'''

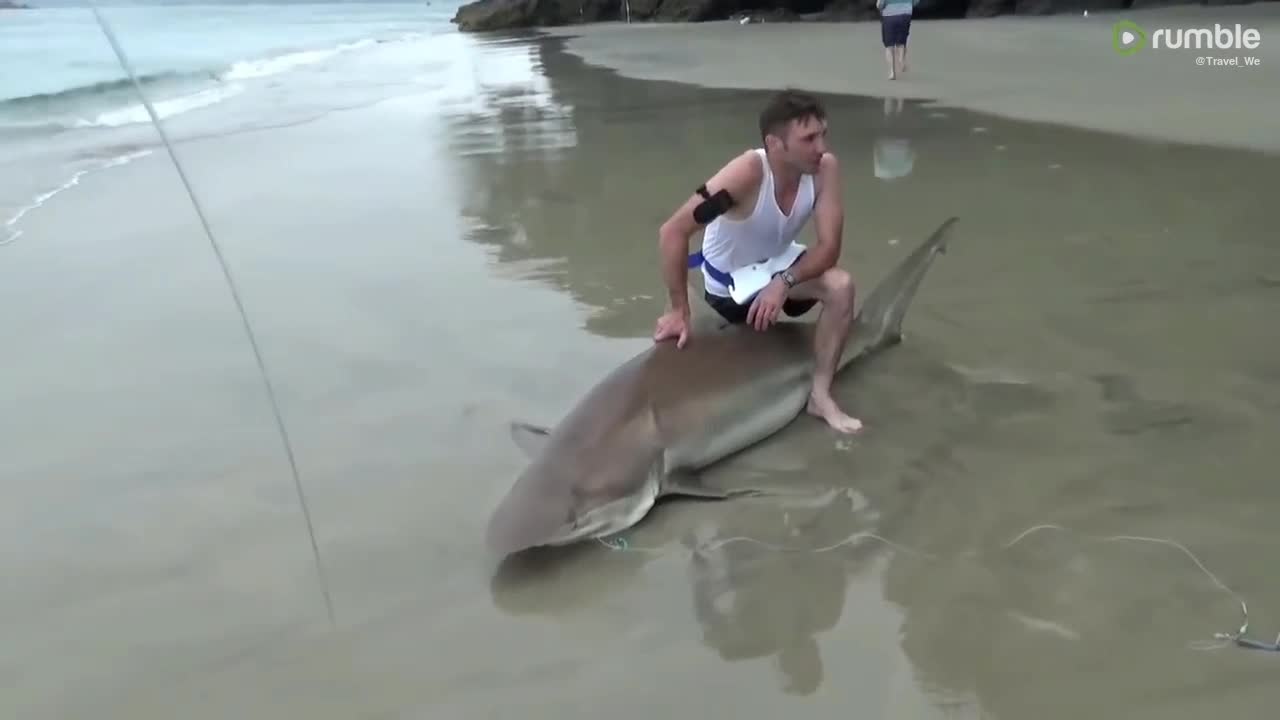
[758,89,827,143]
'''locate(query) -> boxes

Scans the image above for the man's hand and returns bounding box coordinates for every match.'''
[654,307,691,348]
[746,277,787,332]
[781,152,844,287]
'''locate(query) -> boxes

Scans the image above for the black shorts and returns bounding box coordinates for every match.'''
[704,290,818,325]
[881,13,911,47]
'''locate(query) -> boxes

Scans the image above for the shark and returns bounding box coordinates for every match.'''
[486,216,958,556]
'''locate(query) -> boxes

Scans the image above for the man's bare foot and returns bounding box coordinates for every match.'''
[806,393,864,434]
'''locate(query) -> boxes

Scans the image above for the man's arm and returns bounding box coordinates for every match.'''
[784,152,844,285]
[658,151,763,314]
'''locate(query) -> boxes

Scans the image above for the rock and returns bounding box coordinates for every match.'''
[453,0,618,32]
[626,0,664,17]
[809,0,881,21]
[649,0,737,21]
[451,0,1280,32]
[1128,0,1210,7]
[451,0,533,31]
[729,8,804,22]
[966,0,1016,16]
[1015,0,1127,14]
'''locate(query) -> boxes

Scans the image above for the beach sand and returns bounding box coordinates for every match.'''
[547,4,1280,155]
[3,12,1280,720]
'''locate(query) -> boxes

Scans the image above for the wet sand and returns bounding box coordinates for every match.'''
[547,4,1280,155]
[3,22,1280,720]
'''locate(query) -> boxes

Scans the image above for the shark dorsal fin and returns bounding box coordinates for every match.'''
[854,217,957,343]
[834,217,957,373]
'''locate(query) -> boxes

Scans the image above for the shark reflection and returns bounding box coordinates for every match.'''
[681,493,861,696]
[488,471,886,697]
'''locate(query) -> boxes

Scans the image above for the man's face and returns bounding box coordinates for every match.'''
[773,115,829,174]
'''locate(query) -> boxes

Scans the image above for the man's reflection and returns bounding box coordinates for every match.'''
[487,478,888,698]
[874,96,916,181]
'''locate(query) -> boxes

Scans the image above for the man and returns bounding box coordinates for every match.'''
[652,89,862,434]
[877,0,916,80]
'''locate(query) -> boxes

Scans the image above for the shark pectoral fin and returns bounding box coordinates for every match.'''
[509,421,551,457]
[662,470,763,500]
[673,467,848,507]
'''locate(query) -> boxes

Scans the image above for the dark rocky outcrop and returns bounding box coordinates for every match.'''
[452,0,1275,31]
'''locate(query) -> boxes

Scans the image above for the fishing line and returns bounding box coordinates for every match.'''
[86,1,335,626]
[599,522,1278,653]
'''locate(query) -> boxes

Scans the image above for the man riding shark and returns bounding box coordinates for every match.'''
[486,89,958,557]
[655,89,862,434]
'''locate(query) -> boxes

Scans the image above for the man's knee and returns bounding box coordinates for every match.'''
[820,267,856,307]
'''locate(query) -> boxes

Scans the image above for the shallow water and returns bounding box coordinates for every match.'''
[0,1,455,245]
[2,25,1280,720]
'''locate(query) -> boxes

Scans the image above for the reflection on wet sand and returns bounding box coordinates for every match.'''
[483,327,1079,704]
[489,472,895,698]
[8,19,1279,718]
[447,30,1280,718]
[874,96,916,182]
[681,488,869,697]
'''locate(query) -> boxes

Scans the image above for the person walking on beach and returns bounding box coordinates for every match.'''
[652,90,863,434]
[878,0,916,80]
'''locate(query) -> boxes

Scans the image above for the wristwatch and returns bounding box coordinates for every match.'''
[775,270,797,288]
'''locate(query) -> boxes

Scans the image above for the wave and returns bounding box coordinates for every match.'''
[223,37,379,80]
[0,32,421,134]
[0,71,202,112]
[2,149,154,247]
[75,83,247,129]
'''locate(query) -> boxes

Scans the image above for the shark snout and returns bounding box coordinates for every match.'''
[484,469,577,555]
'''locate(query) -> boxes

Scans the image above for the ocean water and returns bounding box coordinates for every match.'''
[0,0,466,244]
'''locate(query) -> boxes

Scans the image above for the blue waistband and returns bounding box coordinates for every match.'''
[688,250,734,288]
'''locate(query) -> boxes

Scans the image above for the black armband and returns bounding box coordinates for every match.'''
[692,184,735,225]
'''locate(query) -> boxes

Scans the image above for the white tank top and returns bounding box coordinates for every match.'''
[700,148,816,298]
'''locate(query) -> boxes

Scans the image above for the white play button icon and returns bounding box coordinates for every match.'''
[1113,20,1147,55]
